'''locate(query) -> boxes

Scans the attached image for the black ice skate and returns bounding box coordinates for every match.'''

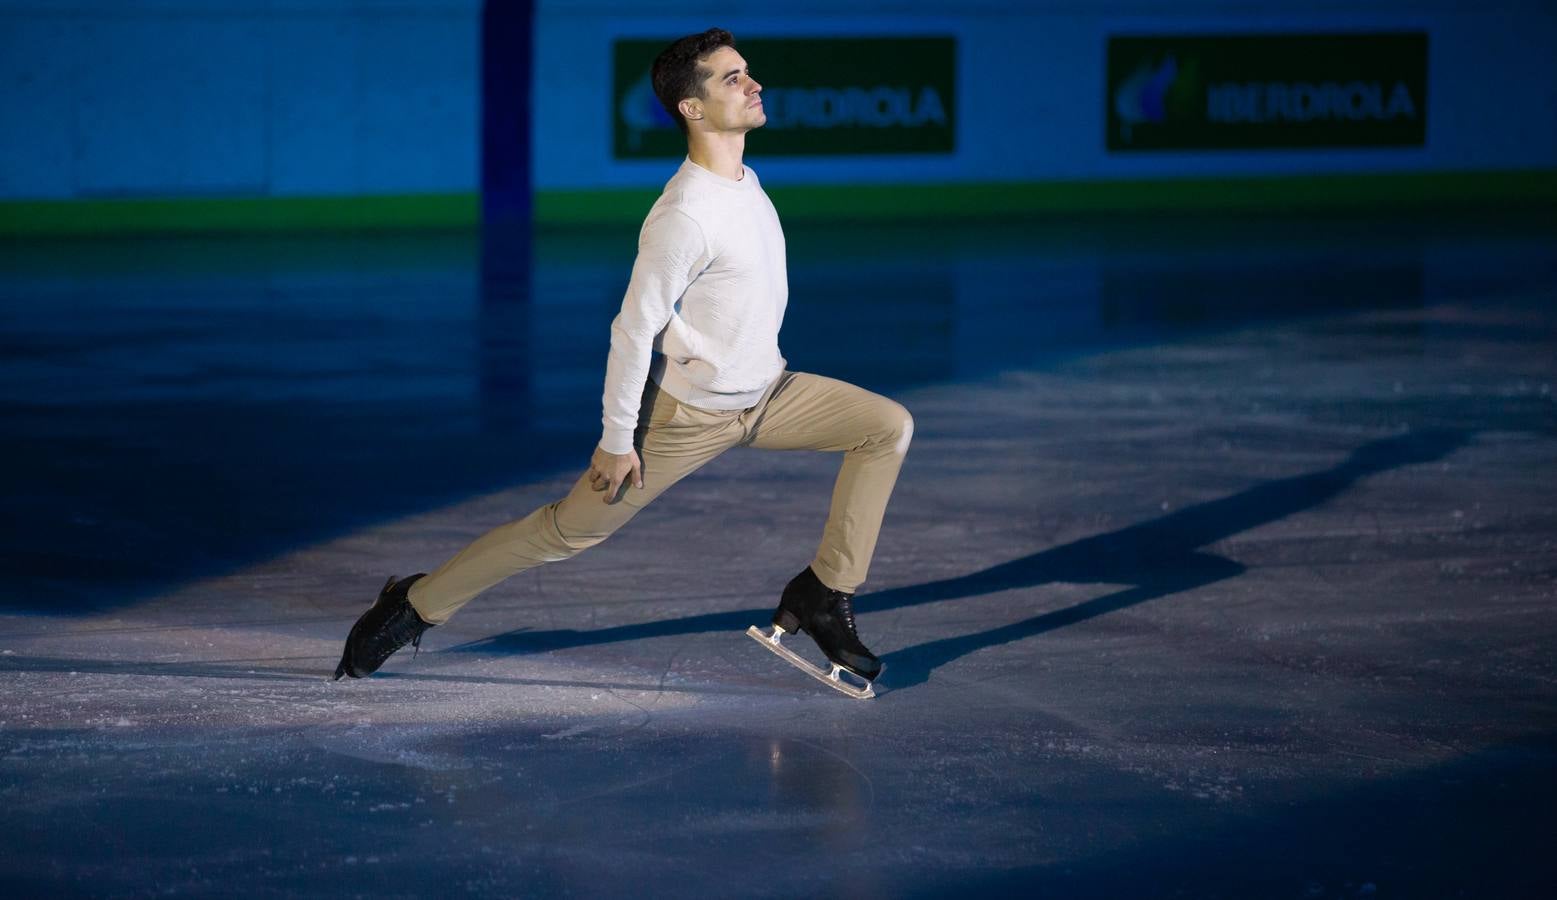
[331,574,433,681]
[746,566,881,700]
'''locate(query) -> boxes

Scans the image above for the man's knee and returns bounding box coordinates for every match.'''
[556,527,606,556]
[544,499,615,559]
[548,476,657,556]
[868,399,913,455]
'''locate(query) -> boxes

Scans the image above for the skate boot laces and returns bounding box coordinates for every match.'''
[832,593,860,638]
[379,600,430,660]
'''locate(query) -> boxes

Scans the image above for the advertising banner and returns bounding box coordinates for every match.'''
[1107,33,1428,151]
[614,36,956,158]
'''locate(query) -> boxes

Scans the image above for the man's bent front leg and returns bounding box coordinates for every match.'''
[742,372,913,593]
[812,412,912,592]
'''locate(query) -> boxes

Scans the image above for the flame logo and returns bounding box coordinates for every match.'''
[1113,54,1179,143]
[619,72,677,151]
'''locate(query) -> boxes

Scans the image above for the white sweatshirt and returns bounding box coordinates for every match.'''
[598,157,789,455]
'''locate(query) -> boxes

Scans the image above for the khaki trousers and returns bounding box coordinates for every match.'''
[408,370,913,624]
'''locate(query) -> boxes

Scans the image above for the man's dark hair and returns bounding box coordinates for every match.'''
[652,28,737,135]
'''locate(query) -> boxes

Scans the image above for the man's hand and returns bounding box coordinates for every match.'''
[588,446,643,504]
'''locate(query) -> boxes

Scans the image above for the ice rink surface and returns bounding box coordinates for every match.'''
[2,212,1554,897]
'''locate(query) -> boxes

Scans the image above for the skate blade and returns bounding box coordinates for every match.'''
[745,626,876,700]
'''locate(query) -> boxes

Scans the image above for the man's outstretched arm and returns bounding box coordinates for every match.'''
[591,208,709,503]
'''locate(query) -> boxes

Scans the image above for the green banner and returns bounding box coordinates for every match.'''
[1107,33,1428,151]
[614,37,956,158]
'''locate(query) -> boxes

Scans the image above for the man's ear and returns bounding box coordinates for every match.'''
[678,97,703,123]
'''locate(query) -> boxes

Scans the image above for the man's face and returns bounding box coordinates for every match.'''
[688,46,765,133]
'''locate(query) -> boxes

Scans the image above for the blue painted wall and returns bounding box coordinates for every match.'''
[0,0,481,200]
[1,0,1553,202]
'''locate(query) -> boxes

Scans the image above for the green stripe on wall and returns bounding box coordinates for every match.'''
[540,169,1557,225]
[2,170,1553,236]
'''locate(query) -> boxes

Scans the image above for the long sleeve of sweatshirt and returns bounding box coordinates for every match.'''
[598,207,709,455]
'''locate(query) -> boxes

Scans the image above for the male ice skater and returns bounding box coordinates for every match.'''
[333,28,912,697]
